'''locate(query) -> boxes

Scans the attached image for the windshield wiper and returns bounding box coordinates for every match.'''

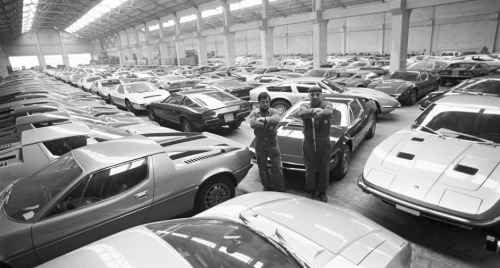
[239,213,312,268]
[412,123,445,139]
[440,130,498,146]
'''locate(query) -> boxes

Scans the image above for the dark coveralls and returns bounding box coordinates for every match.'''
[298,101,333,192]
[249,108,286,191]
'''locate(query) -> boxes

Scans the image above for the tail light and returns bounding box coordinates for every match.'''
[240,104,252,112]
[202,111,217,120]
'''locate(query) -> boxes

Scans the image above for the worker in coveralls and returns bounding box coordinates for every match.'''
[298,86,333,202]
[249,92,286,192]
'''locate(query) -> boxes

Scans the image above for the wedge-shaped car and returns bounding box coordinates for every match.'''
[148,89,253,132]
[40,192,412,268]
[367,69,439,106]
[250,97,376,179]
[0,133,252,267]
[439,61,495,86]
[89,78,124,100]
[109,82,170,114]
[359,95,500,228]
[249,77,400,115]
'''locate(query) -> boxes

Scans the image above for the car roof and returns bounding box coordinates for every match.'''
[434,95,500,109]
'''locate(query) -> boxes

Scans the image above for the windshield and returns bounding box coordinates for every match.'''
[3,154,83,222]
[448,63,476,69]
[87,77,102,82]
[191,92,238,108]
[125,83,157,93]
[216,80,243,87]
[408,61,434,69]
[251,68,266,74]
[304,70,325,77]
[321,79,346,93]
[146,218,301,268]
[412,104,500,143]
[386,71,418,81]
[283,101,348,126]
[101,79,121,86]
[450,79,500,95]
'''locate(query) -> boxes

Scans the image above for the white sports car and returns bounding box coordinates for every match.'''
[39,192,412,268]
[359,95,500,228]
[108,82,170,114]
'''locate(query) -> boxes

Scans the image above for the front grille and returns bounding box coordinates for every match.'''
[397,152,415,160]
[454,164,478,175]
[411,137,424,142]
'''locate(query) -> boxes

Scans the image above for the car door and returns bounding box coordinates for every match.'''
[418,71,433,95]
[155,95,184,123]
[32,157,154,263]
[113,85,126,107]
[347,99,368,151]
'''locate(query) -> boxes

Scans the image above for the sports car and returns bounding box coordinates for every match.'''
[358,95,500,228]
[367,69,439,106]
[0,133,252,267]
[204,80,254,100]
[419,76,500,110]
[249,77,400,115]
[329,70,379,87]
[39,192,412,268]
[148,89,252,132]
[77,76,103,92]
[439,61,495,86]
[250,96,377,179]
[108,82,170,114]
[89,78,124,100]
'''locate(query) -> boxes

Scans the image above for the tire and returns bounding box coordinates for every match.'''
[125,100,136,114]
[365,115,376,140]
[181,118,198,132]
[148,107,158,122]
[331,145,351,179]
[271,100,291,115]
[440,79,447,86]
[109,95,115,105]
[194,176,235,213]
[434,82,440,91]
[405,89,417,106]
[228,121,242,129]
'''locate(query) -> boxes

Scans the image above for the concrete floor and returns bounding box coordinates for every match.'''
[201,94,500,268]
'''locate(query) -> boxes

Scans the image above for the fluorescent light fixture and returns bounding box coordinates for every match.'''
[65,0,129,34]
[22,0,39,33]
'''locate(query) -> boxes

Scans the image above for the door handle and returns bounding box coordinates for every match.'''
[134,190,149,199]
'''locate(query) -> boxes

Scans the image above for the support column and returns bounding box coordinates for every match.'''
[389,0,411,71]
[378,13,386,55]
[196,9,208,66]
[174,15,186,66]
[426,7,435,55]
[116,33,125,65]
[222,0,235,66]
[311,0,327,69]
[58,31,70,67]
[134,27,144,63]
[143,23,154,63]
[260,0,274,67]
[34,31,47,71]
[486,13,499,53]
[341,21,347,54]
[158,20,168,65]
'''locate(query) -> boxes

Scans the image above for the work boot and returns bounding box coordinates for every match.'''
[309,191,317,200]
[318,192,328,203]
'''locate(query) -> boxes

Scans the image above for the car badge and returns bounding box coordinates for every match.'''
[413,185,419,189]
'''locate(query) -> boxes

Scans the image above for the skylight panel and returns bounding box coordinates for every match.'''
[65,0,129,34]
[22,0,39,33]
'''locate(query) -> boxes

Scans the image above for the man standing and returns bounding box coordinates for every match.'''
[298,86,333,202]
[249,92,286,192]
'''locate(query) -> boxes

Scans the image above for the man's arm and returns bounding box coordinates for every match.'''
[298,103,315,120]
[265,108,281,125]
[315,101,334,119]
[249,109,265,129]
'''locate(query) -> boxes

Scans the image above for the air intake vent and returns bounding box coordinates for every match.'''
[397,152,415,160]
[155,137,184,144]
[411,137,424,142]
[184,151,224,164]
[454,164,478,176]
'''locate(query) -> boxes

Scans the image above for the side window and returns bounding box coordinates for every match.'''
[421,72,428,80]
[296,85,311,93]
[117,85,124,94]
[183,97,199,108]
[267,84,292,92]
[45,158,148,218]
[43,136,88,156]
[167,95,184,105]
[350,100,362,122]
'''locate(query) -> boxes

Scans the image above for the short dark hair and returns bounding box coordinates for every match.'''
[258,92,270,102]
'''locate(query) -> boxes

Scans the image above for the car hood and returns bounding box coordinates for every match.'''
[198,192,409,267]
[128,92,168,103]
[378,130,500,191]
[373,80,412,94]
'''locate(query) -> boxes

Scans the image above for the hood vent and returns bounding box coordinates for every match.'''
[143,94,162,99]
[397,152,415,160]
[454,164,478,176]
[411,137,424,142]
[184,151,224,164]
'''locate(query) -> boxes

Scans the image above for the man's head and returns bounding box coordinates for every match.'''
[258,92,271,112]
[308,86,323,107]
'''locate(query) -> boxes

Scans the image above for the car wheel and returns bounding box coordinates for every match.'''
[271,100,291,115]
[181,118,198,132]
[440,79,447,86]
[434,82,440,91]
[405,89,417,106]
[125,100,136,114]
[148,107,158,122]
[194,176,235,213]
[331,145,351,179]
[228,121,242,129]
[365,115,376,139]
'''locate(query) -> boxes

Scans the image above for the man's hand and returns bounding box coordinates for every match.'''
[312,108,323,115]
[256,117,265,122]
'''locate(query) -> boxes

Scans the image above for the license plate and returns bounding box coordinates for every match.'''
[396,204,420,216]
[224,113,234,122]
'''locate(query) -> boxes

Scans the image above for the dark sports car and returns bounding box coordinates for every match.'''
[250,96,377,179]
[419,76,500,110]
[368,69,439,106]
[204,79,254,100]
[439,61,495,86]
[148,89,253,132]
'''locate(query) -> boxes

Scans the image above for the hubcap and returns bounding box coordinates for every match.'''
[205,183,230,208]
[183,121,191,132]
[342,150,350,173]
[275,105,287,115]
[148,110,155,121]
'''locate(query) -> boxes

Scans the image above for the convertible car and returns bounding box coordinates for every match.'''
[367,69,439,106]
[0,133,252,267]
[108,82,170,114]
[148,89,253,132]
[250,96,377,179]
[359,95,500,228]
[39,192,412,268]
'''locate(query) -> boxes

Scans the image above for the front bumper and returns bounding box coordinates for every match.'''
[357,174,500,228]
